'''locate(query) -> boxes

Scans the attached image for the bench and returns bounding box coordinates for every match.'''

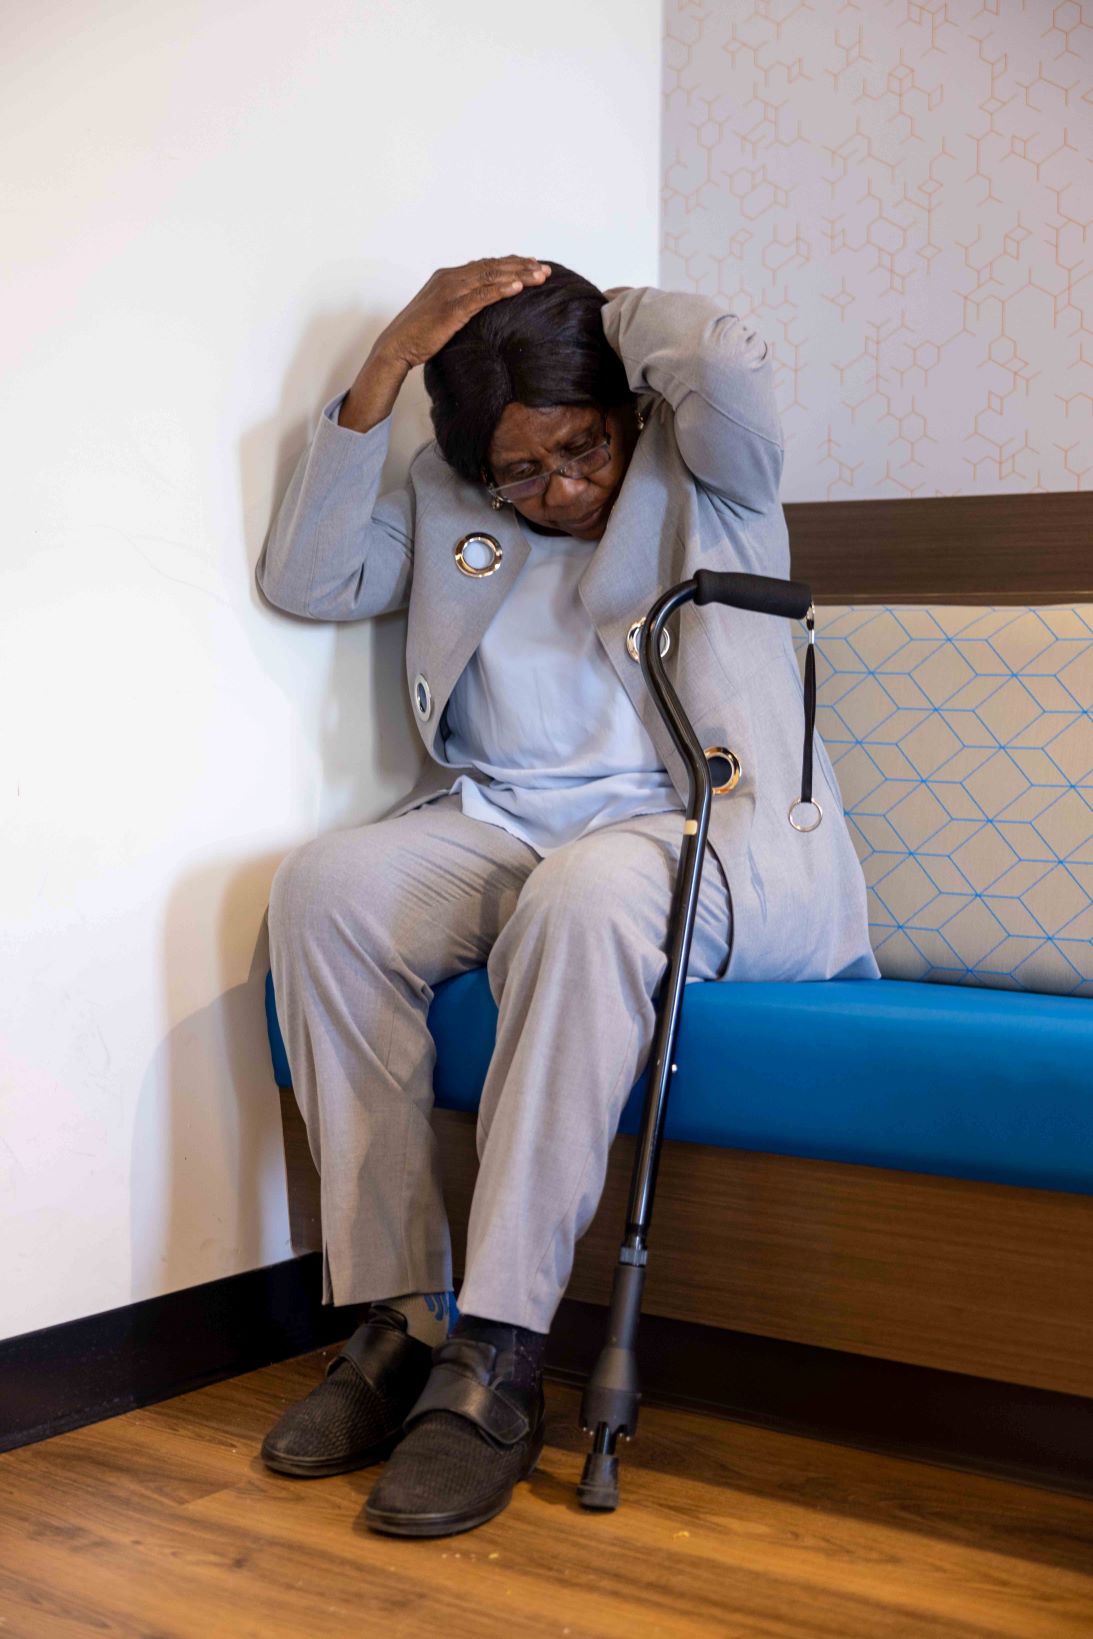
[266,511,1093,1459]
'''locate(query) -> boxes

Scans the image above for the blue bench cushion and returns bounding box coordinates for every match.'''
[266,970,1093,1196]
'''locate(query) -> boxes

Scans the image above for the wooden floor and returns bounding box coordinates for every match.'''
[3,1349,1093,1639]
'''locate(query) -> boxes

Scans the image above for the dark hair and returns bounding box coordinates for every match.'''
[423,262,633,484]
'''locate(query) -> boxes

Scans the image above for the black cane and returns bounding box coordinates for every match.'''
[576,569,813,1511]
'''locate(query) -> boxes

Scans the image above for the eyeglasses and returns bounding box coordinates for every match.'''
[486,432,613,503]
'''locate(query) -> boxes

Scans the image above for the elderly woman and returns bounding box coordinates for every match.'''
[256,256,879,1537]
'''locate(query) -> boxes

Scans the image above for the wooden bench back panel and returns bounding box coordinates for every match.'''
[788,491,1092,604]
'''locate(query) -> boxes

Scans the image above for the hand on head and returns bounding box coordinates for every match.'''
[374,257,552,372]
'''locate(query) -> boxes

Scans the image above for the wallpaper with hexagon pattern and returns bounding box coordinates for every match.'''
[662,0,1092,499]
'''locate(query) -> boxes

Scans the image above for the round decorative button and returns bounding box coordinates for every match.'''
[704,746,742,794]
[625,618,671,663]
[413,673,433,721]
[454,533,503,577]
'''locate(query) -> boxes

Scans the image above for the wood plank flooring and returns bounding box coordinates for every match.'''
[2,1347,1092,1638]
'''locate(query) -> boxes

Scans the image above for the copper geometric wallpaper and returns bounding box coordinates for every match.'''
[662,0,1092,500]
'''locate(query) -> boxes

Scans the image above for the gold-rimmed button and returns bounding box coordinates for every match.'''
[454,533,503,577]
[625,618,671,663]
[705,746,741,794]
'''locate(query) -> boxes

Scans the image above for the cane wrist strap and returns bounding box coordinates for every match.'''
[788,604,822,831]
[802,605,816,804]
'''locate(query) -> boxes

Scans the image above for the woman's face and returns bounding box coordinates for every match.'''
[484,402,639,541]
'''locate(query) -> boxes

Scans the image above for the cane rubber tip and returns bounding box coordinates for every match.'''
[577,1451,620,1511]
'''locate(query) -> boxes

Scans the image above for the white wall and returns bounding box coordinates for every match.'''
[0,0,660,1340]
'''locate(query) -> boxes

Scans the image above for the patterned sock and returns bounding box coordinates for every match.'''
[452,1313,547,1391]
[372,1290,457,1348]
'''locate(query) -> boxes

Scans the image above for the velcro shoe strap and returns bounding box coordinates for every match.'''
[403,1361,531,1448]
[330,1321,422,1399]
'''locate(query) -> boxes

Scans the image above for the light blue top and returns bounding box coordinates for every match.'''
[440,522,682,855]
[323,396,681,856]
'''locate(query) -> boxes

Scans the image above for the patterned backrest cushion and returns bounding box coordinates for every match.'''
[793,606,1093,997]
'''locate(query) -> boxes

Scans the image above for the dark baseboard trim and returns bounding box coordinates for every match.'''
[3,1262,1091,1500]
[0,1254,364,1455]
[547,1297,1093,1502]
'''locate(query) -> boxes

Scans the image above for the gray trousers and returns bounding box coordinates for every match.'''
[269,791,732,1333]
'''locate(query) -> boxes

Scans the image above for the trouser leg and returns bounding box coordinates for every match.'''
[457,811,732,1333]
[268,793,538,1306]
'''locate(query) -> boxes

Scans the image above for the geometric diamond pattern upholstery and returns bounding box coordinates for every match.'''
[793,607,1093,997]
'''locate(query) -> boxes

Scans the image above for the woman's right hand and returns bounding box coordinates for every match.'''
[373,256,552,371]
[338,257,550,434]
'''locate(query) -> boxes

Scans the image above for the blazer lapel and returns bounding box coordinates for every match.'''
[577,408,691,793]
[406,486,530,761]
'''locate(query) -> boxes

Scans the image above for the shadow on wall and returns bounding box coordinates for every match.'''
[126,307,445,1322]
[129,856,290,1306]
[239,304,433,822]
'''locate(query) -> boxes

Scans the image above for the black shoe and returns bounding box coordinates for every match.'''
[260,1305,435,1478]
[364,1328,546,1537]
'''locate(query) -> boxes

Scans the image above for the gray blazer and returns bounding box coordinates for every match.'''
[257,286,880,983]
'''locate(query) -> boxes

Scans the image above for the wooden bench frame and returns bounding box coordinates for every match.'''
[279,491,1093,1404]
